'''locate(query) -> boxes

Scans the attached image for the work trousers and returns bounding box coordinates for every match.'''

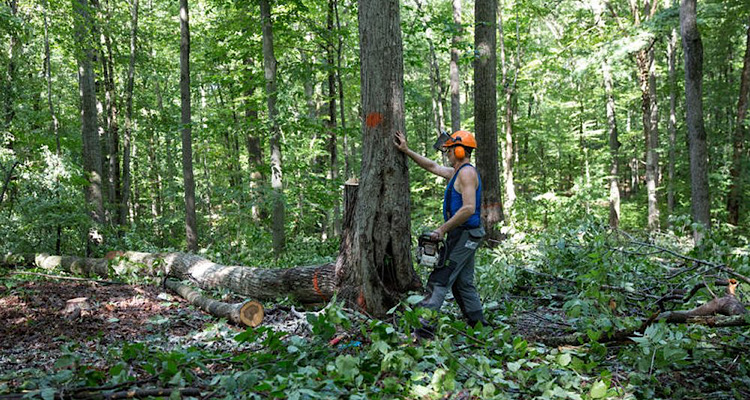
[420,226,485,323]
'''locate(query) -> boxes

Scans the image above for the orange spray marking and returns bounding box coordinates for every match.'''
[365,112,383,128]
[356,289,367,311]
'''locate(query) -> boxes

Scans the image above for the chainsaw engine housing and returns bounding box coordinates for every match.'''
[417,233,444,268]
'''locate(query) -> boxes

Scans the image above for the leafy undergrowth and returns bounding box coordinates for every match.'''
[1,221,749,399]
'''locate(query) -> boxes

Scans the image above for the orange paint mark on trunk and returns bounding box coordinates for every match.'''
[365,112,383,128]
[357,289,367,311]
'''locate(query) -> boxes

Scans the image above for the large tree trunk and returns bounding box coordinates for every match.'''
[450,0,462,133]
[727,18,750,226]
[348,0,421,317]
[603,58,621,229]
[121,0,138,227]
[260,0,285,256]
[475,0,504,240]
[680,0,710,244]
[180,0,198,252]
[74,0,105,252]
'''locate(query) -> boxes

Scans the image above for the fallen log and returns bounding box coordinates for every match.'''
[655,279,747,322]
[164,278,264,327]
[1,252,335,304]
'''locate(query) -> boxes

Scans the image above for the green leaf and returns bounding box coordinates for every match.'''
[335,355,359,380]
[557,353,572,367]
[589,380,608,398]
[40,388,56,400]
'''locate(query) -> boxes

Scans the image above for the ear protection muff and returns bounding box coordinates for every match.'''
[453,145,465,159]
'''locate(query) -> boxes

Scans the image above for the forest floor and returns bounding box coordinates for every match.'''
[0,278,315,386]
[0,280,208,377]
[1,277,748,399]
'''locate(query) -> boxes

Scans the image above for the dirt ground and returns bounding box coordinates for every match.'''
[0,279,214,376]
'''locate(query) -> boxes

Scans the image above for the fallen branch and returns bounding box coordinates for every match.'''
[624,239,750,286]
[541,280,748,347]
[165,278,264,327]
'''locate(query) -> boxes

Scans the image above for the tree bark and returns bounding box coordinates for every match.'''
[667,27,678,218]
[450,0,462,133]
[727,18,750,226]
[260,0,285,256]
[180,0,198,252]
[327,0,341,237]
[121,0,138,227]
[165,278,264,327]
[475,0,504,240]
[603,58,621,229]
[680,0,710,244]
[633,0,660,231]
[636,45,660,231]
[73,0,105,252]
[2,0,19,130]
[498,4,517,216]
[2,252,336,304]
[415,0,446,136]
[353,0,421,317]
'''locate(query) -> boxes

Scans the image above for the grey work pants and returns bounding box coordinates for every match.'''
[420,227,485,323]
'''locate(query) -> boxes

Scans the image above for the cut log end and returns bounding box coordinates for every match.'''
[238,300,264,327]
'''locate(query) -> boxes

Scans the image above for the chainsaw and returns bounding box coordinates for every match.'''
[416,232,445,268]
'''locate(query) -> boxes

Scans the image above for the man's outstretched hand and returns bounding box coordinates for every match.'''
[394,131,408,153]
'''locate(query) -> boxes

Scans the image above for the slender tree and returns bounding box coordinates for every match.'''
[415,0,446,135]
[180,0,198,251]
[603,58,621,229]
[260,0,285,256]
[73,0,105,253]
[450,0,462,132]
[680,0,710,243]
[727,18,750,226]
[327,0,340,236]
[667,25,678,217]
[2,0,19,130]
[121,0,139,226]
[632,0,660,231]
[498,2,518,215]
[474,0,504,239]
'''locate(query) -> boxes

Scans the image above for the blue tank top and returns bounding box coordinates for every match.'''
[443,163,482,229]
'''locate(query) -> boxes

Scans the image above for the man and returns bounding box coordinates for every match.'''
[394,130,487,328]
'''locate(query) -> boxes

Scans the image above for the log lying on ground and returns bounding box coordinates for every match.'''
[1,252,335,304]
[165,278,264,327]
[655,279,747,323]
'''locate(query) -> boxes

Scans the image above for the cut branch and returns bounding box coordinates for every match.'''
[164,278,263,327]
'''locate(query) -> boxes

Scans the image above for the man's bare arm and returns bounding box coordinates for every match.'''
[394,131,453,179]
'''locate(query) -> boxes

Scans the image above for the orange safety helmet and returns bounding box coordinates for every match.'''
[443,130,476,159]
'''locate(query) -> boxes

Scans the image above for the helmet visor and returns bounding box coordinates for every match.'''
[432,131,452,152]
